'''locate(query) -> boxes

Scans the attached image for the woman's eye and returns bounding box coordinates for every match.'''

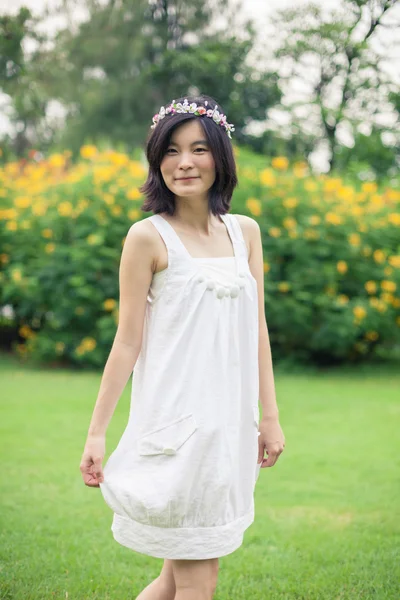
[166,148,207,154]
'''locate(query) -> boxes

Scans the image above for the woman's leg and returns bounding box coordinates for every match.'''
[171,558,219,600]
[135,559,176,600]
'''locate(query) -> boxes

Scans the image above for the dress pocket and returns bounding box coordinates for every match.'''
[137,413,197,456]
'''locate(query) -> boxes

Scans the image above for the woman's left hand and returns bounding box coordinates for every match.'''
[258,416,285,468]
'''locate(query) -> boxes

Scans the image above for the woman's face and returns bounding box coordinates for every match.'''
[160,120,216,199]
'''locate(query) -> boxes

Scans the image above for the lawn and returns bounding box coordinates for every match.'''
[0,352,399,599]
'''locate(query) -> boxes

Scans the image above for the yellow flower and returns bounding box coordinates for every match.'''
[380,293,394,304]
[392,298,400,309]
[352,206,364,217]
[278,281,290,292]
[129,161,147,178]
[87,234,101,245]
[14,195,31,208]
[0,253,9,265]
[373,249,386,263]
[388,255,400,269]
[268,227,281,238]
[325,285,336,296]
[353,306,367,320]
[271,156,289,170]
[304,229,319,239]
[80,145,98,159]
[263,261,270,273]
[362,246,372,257]
[383,266,393,276]
[19,324,35,339]
[103,193,114,205]
[386,189,400,202]
[283,217,297,229]
[326,212,343,225]
[388,213,400,226]
[381,280,396,293]
[259,169,276,187]
[337,260,348,274]
[45,243,55,253]
[282,197,298,209]
[348,233,361,246]
[6,221,18,231]
[108,151,129,167]
[337,186,354,201]
[365,331,379,341]
[362,182,378,194]
[309,215,321,226]
[103,298,117,311]
[337,294,349,304]
[48,153,66,168]
[369,297,387,312]
[364,281,377,295]
[246,197,262,216]
[79,337,97,352]
[111,205,122,216]
[304,180,318,192]
[58,202,73,217]
[11,268,22,282]
[293,161,308,178]
[324,178,342,193]
[127,187,142,200]
[128,208,141,221]
[42,228,53,238]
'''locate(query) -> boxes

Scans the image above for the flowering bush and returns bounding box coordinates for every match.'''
[232,146,400,364]
[0,144,399,366]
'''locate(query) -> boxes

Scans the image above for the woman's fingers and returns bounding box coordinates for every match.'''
[93,457,104,483]
[258,441,285,468]
[80,456,104,487]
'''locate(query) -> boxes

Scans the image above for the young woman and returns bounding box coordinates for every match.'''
[80,94,285,600]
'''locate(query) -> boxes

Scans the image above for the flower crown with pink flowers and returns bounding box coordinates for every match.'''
[151,98,235,139]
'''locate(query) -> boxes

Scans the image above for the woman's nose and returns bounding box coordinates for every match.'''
[178,154,195,168]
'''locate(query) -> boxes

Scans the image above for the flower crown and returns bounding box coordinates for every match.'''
[151,98,235,139]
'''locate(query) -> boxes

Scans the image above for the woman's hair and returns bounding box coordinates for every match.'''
[139,94,238,216]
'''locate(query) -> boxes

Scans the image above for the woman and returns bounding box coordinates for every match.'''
[80,94,285,600]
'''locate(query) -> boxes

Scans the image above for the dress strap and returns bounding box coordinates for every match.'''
[223,214,249,260]
[148,214,190,260]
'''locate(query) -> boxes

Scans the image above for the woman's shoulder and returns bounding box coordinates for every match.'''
[124,216,166,267]
[229,213,260,258]
[230,213,260,237]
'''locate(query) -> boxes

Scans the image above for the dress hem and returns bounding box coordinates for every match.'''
[110,505,255,559]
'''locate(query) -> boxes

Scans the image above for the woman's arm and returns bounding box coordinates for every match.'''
[80,220,157,485]
[237,214,285,468]
[246,217,279,421]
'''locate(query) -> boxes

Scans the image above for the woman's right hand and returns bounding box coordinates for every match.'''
[80,435,106,487]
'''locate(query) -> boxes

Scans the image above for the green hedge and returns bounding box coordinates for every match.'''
[1,145,399,367]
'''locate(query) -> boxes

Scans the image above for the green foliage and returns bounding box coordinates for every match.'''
[1,144,399,367]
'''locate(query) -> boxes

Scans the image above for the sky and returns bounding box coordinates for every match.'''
[0,0,399,172]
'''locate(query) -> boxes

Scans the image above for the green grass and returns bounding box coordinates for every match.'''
[1,351,399,599]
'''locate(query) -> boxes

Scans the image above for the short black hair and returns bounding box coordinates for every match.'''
[139,94,238,216]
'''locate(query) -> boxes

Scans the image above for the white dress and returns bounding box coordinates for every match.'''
[99,213,261,560]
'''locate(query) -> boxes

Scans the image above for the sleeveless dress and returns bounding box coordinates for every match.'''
[99,213,262,560]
